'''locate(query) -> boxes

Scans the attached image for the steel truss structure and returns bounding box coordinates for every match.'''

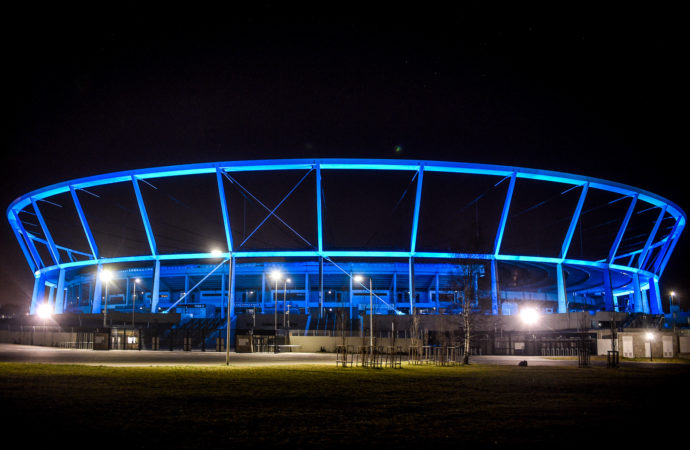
[7,159,685,321]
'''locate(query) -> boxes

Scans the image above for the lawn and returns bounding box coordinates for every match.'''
[1,362,687,448]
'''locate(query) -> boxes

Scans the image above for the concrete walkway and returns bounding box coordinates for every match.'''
[0,343,682,367]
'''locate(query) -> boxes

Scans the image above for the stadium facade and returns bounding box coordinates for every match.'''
[6,159,686,332]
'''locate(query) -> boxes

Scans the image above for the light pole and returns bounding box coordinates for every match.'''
[100,269,113,328]
[270,270,282,332]
[131,278,140,326]
[520,307,539,355]
[354,275,374,359]
[670,291,676,330]
[211,249,234,366]
[283,277,291,328]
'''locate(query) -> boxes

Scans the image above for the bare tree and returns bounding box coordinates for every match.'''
[449,262,482,365]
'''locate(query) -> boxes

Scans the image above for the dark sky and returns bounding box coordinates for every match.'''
[2,5,687,309]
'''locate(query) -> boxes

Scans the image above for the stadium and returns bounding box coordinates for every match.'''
[5,159,687,357]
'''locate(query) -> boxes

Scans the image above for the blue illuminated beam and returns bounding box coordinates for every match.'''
[560,182,588,260]
[131,176,157,256]
[608,194,638,263]
[316,164,323,254]
[216,168,233,252]
[494,173,516,256]
[637,205,666,269]
[69,186,99,259]
[31,199,60,265]
[9,216,37,272]
[410,165,424,254]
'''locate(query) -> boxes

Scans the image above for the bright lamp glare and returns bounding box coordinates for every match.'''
[646,332,654,340]
[211,249,222,257]
[520,308,539,326]
[99,269,113,283]
[37,303,52,319]
[270,270,282,281]
[354,275,364,283]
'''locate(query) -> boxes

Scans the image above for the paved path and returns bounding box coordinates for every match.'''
[0,343,681,367]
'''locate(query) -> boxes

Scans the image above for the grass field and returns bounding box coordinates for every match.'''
[1,362,687,448]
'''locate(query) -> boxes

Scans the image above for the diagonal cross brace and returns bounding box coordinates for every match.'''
[223,169,314,249]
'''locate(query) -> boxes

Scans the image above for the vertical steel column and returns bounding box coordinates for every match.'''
[494,173,517,256]
[220,267,226,319]
[603,268,615,311]
[30,274,46,315]
[560,183,589,260]
[316,164,323,254]
[641,288,650,314]
[230,256,236,320]
[491,258,500,315]
[409,257,416,315]
[47,285,55,309]
[55,269,66,314]
[556,263,567,313]
[216,168,233,253]
[608,195,637,263]
[31,199,60,265]
[648,277,662,315]
[319,256,324,318]
[632,273,644,313]
[226,256,235,362]
[69,186,99,259]
[410,165,424,255]
[131,176,157,257]
[393,271,397,309]
[304,271,309,314]
[150,260,161,313]
[93,265,103,314]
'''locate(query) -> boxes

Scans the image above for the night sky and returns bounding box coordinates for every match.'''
[2,5,687,310]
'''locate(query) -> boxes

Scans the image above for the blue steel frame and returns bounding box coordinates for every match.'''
[7,159,686,316]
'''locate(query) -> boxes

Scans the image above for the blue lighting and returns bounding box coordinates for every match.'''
[6,159,684,318]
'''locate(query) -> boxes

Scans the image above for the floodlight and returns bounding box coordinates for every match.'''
[36,303,52,319]
[520,307,539,326]
[99,269,113,283]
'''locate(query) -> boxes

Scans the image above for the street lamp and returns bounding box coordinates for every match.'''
[520,307,540,355]
[270,269,282,331]
[646,332,654,362]
[211,250,234,366]
[100,269,113,328]
[283,278,291,328]
[37,303,52,319]
[670,291,677,333]
[355,275,374,359]
[131,278,140,326]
